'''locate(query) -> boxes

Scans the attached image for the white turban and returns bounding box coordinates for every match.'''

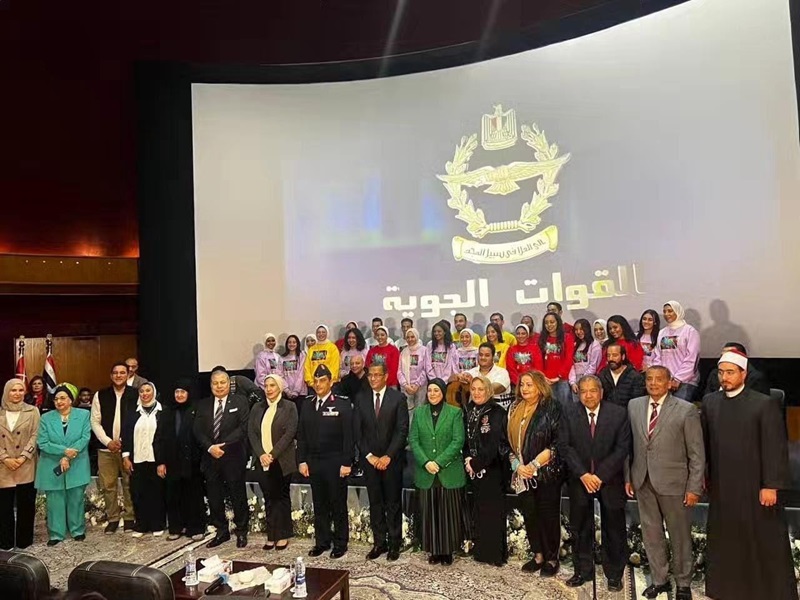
[718,350,747,371]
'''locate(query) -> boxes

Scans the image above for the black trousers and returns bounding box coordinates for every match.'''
[0,482,36,549]
[471,465,507,564]
[205,462,249,533]
[364,459,403,549]
[131,462,166,532]
[569,483,627,580]
[309,457,348,551]
[166,471,206,536]
[519,479,562,563]
[256,462,293,541]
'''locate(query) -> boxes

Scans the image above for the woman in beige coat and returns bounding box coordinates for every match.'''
[0,378,40,549]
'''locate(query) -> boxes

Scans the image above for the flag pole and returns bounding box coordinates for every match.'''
[15,336,26,384]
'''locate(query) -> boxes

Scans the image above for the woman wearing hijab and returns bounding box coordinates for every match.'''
[398,328,429,419]
[24,375,51,412]
[424,321,458,385]
[446,329,480,408]
[463,375,509,566]
[161,378,206,541]
[248,374,298,551]
[255,333,281,387]
[652,300,701,401]
[366,326,401,387]
[280,335,307,401]
[597,315,644,371]
[506,324,543,389]
[339,327,368,380]
[637,310,661,371]
[569,319,602,401]
[592,319,608,345]
[0,379,40,549]
[303,325,341,387]
[537,313,575,407]
[122,382,168,537]
[409,378,468,566]
[508,371,563,577]
[35,384,92,545]
[484,323,509,368]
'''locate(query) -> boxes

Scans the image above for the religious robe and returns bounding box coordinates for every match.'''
[701,388,797,600]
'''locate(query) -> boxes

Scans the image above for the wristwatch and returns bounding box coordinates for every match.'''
[532,459,542,470]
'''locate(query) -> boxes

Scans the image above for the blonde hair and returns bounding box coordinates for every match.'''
[515,370,553,406]
[470,375,494,401]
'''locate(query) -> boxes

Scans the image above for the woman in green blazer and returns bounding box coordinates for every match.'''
[409,378,468,566]
[34,385,92,546]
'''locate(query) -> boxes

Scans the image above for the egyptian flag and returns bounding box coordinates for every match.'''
[14,352,26,385]
[43,348,57,395]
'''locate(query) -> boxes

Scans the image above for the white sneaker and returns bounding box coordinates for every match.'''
[131,531,144,538]
[153,530,164,537]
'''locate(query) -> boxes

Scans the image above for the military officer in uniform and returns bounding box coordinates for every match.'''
[298,365,355,559]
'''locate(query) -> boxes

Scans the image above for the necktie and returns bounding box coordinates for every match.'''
[317,397,323,412]
[375,392,381,417]
[648,402,659,439]
[213,399,223,441]
[589,411,596,474]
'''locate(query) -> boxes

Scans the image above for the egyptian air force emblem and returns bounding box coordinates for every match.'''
[437,105,570,264]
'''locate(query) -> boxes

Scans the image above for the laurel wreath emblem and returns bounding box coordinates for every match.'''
[441,124,568,239]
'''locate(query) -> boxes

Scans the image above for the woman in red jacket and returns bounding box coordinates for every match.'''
[506,324,542,389]
[596,315,644,372]
[537,312,575,407]
[365,326,400,387]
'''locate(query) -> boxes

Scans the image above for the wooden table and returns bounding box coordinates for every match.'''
[171,560,349,599]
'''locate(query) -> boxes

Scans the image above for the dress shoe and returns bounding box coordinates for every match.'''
[607,578,623,592]
[206,534,231,548]
[123,520,135,532]
[427,554,441,565]
[236,533,248,548]
[47,539,62,547]
[330,547,347,559]
[540,561,559,577]
[642,581,672,599]
[387,548,400,561]
[276,541,289,551]
[366,545,388,560]
[565,574,587,587]
[440,554,453,566]
[104,522,119,535]
[190,533,206,541]
[308,546,329,557]
[521,558,543,572]
[675,587,692,600]
[74,535,86,542]
[263,541,275,550]
[167,533,181,541]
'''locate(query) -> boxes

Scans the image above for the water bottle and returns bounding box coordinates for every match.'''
[293,557,307,598]
[184,549,198,587]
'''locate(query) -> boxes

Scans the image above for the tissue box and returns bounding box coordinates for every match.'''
[265,571,292,595]
[197,556,233,583]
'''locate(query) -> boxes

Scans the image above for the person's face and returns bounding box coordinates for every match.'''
[521,316,534,329]
[608,321,623,339]
[78,390,92,404]
[174,389,189,404]
[211,372,230,398]
[401,321,412,334]
[641,313,655,331]
[405,330,418,346]
[544,314,558,334]
[518,375,540,402]
[367,366,387,391]
[515,327,529,345]
[470,380,489,405]
[432,326,444,342]
[486,326,498,343]
[54,391,72,413]
[305,337,315,349]
[31,379,44,393]
[287,337,299,353]
[376,329,388,345]
[372,320,382,335]
[7,382,25,405]
[111,365,129,386]
[490,315,503,328]
[346,332,358,349]
[645,369,671,398]
[265,336,277,350]
[574,323,586,341]
[265,379,281,401]
[579,380,602,411]
[427,384,444,406]
[346,322,358,331]
[125,359,139,375]
[316,327,328,342]
[718,363,747,391]
[313,375,333,397]
[663,304,677,323]
[477,347,493,369]
[546,304,562,316]
[350,355,365,375]
[593,323,607,341]
[454,315,467,331]
[139,384,155,405]
[606,346,623,370]
[460,330,472,347]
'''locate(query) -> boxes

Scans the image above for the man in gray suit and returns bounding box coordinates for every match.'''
[625,366,705,600]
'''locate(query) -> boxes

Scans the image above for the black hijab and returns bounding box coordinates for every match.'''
[171,378,196,411]
[427,378,447,426]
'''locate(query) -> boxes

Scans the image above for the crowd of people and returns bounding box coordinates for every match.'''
[0,301,793,600]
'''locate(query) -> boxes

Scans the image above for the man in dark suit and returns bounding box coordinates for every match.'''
[598,343,646,409]
[193,366,250,548]
[298,364,354,559]
[561,374,631,592]
[356,363,409,561]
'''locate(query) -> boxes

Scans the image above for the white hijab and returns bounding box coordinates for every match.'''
[400,328,421,385]
[664,300,686,330]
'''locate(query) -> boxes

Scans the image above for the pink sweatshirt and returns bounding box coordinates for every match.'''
[280,352,308,397]
[398,344,429,388]
[425,342,459,382]
[456,347,479,372]
[639,333,656,370]
[652,324,700,385]
[255,350,281,386]
[569,340,603,385]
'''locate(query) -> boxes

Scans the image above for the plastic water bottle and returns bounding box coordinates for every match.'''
[184,549,198,587]
[293,557,307,598]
